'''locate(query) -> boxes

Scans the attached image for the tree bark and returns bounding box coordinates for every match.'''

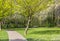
[0,22,2,30]
[0,21,3,30]
[24,16,31,35]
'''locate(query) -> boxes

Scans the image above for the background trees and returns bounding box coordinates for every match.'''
[0,0,60,35]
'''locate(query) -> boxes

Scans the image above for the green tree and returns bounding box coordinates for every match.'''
[0,0,54,35]
[0,0,13,30]
[13,0,54,35]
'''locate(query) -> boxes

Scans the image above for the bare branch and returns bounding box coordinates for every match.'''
[32,0,48,8]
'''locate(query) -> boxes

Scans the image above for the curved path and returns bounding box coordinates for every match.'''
[6,31,27,41]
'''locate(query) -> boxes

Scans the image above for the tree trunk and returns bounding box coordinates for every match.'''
[0,21,3,30]
[0,22,1,30]
[24,16,31,35]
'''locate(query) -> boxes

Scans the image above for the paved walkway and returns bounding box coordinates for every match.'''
[6,31,27,41]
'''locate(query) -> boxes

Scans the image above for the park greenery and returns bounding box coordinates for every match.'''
[1,27,60,41]
[0,0,60,41]
[16,28,60,41]
[0,30,8,41]
[0,0,60,34]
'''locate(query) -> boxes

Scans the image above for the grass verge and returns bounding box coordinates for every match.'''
[0,30,8,41]
[15,27,60,41]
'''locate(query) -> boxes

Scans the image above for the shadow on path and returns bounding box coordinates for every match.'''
[10,39,27,41]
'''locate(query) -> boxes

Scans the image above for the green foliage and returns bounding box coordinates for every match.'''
[15,0,54,17]
[0,0,60,28]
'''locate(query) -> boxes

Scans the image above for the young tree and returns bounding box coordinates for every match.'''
[13,0,54,35]
[0,0,54,34]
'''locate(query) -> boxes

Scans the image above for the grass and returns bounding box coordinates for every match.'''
[13,27,60,41]
[1,27,60,41]
[0,30,8,41]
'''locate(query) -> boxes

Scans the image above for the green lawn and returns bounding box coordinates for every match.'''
[14,27,60,41]
[0,30,8,41]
